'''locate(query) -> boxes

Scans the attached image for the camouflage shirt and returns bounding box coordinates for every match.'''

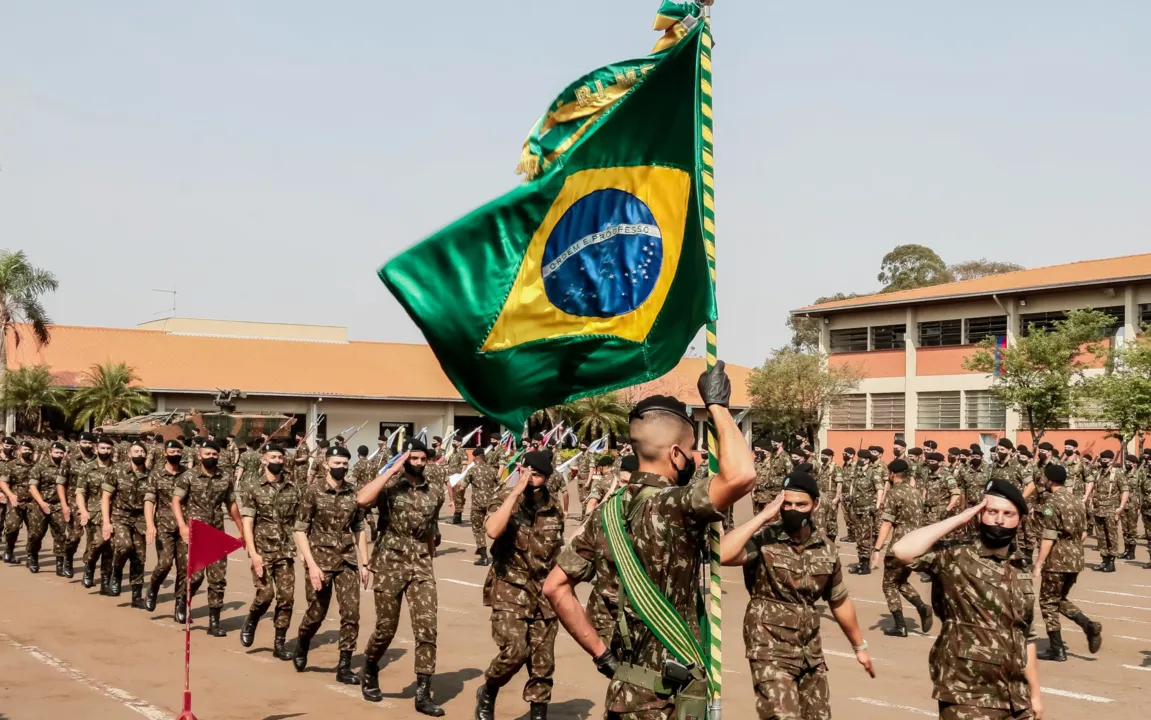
[754,451,793,502]
[239,475,300,561]
[817,460,841,499]
[463,463,500,509]
[910,544,1035,712]
[1,457,37,502]
[370,473,443,577]
[173,466,236,528]
[1059,455,1088,495]
[922,467,960,510]
[849,462,883,508]
[964,464,988,504]
[443,450,467,475]
[1138,466,1151,510]
[76,460,117,514]
[585,471,616,505]
[989,459,1031,494]
[237,450,263,484]
[484,486,565,618]
[149,463,186,532]
[1089,465,1128,513]
[880,482,923,545]
[295,478,364,571]
[101,463,154,518]
[350,459,375,490]
[29,458,70,505]
[741,523,847,671]
[1039,487,1084,573]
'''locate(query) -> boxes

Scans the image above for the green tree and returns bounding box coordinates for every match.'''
[567,393,629,441]
[963,309,1113,447]
[747,347,863,447]
[1,364,68,432]
[788,292,862,350]
[948,259,1024,282]
[1080,338,1151,452]
[70,362,153,429]
[0,250,59,430]
[877,244,954,293]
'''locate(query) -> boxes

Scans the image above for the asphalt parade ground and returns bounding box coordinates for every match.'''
[1,497,1148,719]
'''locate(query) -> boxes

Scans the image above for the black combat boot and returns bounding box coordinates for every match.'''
[1092,557,1110,572]
[474,547,490,567]
[26,551,39,574]
[239,609,261,648]
[82,558,96,588]
[207,607,226,637]
[530,702,548,720]
[3,539,16,564]
[451,512,463,525]
[1120,545,1136,561]
[273,628,292,661]
[414,673,445,717]
[1103,557,1117,573]
[174,595,188,624]
[911,598,934,634]
[1038,631,1067,662]
[361,659,383,702]
[335,650,360,685]
[293,633,313,672]
[854,562,871,576]
[883,611,908,638]
[1071,613,1103,654]
[144,576,160,612]
[55,557,65,577]
[62,554,74,579]
[474,680,498,720]
[131,584,147,609]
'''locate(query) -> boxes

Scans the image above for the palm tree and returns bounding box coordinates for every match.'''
[0,251,59,430]
[1,364,68,432]
[70,362,153,429]
[569,393,629,441]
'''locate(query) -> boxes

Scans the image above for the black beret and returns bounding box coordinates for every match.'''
[596,455,615,468]
[620,455,639,473]
[19,440,33,449]
[202,440,221,452]
[1144,448,1151,456]
[770,434,785,443]
[432,436,442,443]
[1044,464,1068,484]
[404,438,429,454]
[78,432,95,442]
[782,470,819,499]
[923,440,938,450]
[868,445,883,453]
[51,442,66,451]
[907,447,923,457]
[997,438,1014,450]
[1083,453,1094,461]
[630,395,692,425]
[264,444,285,455]
[165,440,182,449]
[2,436,16,445]
[948,447,961,455]
[1125,454,1139,464]
[926,452,945,462]
[531,433,544,442]
[96,436,114,446]
[523,450,554,477]
[473,447,486,458]
[357,445,369,456]
[821,448,835,457]
[326,445,352,459]
[970,447,984,456]
[969,443,981,451]
[843,447,856,456]
[1099,449,1115,460]
[795,462,814,474]
[983,478,1028,517]
[888,459,909,474]
[1017,446,1032,458]
[958,447,970,455]
[893,438,907,448]
[1064,439,1078,448]
[1038,442,1055,451]
[856,449,872,460]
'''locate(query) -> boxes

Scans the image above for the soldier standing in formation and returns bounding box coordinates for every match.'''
[1034,463,1103,662]
[753,437,792,515]
[847,449,883,575]
[172,441,244,637]
[582,456,618,517]
[474,450,565,720]
[721,470,874,719]
[1119,453,1140,559]
[101,442,153,607]
[1,440,39,570]
[147,440,186,616]
[921,451,961,525]
[292,445,369,685]
[891,479,1043,720]
[30,441,79,577]
[839,448,858,543]
[355,440,446,716]
[462,447,498,567]
[871,459,933,638]
[239,444,300,661]
[1086,449,1129,572]
[1139,449,1151,567]
[76,436,117,592]
[816,448,842,541]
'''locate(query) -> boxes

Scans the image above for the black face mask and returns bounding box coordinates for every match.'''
[167,455,182,466]
[404,461,425,478]
[20,452,33,461]
[131,456,147,467]
[97,451,112,461]
[51,456,64,466]
[781,509,811,535]
[267,462,284,476]
[329,467,348,482]
[201,457,219,470]
[81,446,94,456]
[979,523,1016,549]
[673,449,696,487]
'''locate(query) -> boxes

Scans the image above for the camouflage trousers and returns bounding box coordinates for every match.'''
[749,660,830,720]
[46,504,81,558]
[83,511,112,574]
[1144,514,1151,560]
[882,556,922,613]
[151,525,185,595]
[112,513,148,587]
[814,501,838,541]
[1018,508,1037,555]
[938,701,1033,719]
[364,564,437,674]
[297,563,360,653]
[251,558,295,630]
[1085,497,1096,537]
[1121,501,1141,549]
[723,505,735,533]
[842,500,857,540]
[485,609,558,704]
[1094,512,1121,558]
[451,482,467,517]
[178,536,228,609]
[471,504,489,550]
[1039,571,1083,634]
[2,500,38,550]
[923,504,952,526]
[850,505,877,564]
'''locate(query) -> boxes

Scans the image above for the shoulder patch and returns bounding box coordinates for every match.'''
[1043,507,1053,516]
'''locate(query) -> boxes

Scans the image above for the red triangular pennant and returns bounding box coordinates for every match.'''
[187,519,244,576]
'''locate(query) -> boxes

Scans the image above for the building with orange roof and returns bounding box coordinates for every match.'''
[791,252,1151,454]
[8,317,752,451]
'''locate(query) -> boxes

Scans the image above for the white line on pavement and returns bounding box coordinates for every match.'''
[441,577,483,588]
[439,538,477,548]
[852,697,934,716]
[1,632,172,720]
[1040,687,1113,703]
[225,648,274,664]
[1121,664,1151,672]
[1117,635,1151,642]
[328,683,394,707]
[1076,599,1151,612]
[1089,589,1151,600]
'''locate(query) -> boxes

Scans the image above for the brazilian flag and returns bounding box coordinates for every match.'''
[381,4,716,428]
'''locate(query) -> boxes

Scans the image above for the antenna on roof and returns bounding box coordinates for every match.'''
[152,288,176,319]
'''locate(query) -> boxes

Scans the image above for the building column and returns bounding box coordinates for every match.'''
[904,307,918,443]
[817,317,831,448]
[1003,298,1021,441]
[155,394,167,412]
[443,402,456,439]
[1124,285,1138,343]
[307,400,319,451]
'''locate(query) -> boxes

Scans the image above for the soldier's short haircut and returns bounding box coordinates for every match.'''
[630,409,695,464]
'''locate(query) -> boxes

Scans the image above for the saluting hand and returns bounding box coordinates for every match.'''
[960,498,987,524]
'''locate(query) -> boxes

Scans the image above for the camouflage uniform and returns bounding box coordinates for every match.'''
[840,459,858,541]
[922,466,960,525]
[173,465,237,608]
[1139,464,1151,563]
[753,451,793,514]
[1038,487,1086,633]
[1061,455,1091,536]
[31,456,80,562]
[1120,461,1141,554]
[445,449,469,515]
[294,478,365,652]
[239,473,300,630]
[1,456,40,556]
[482,486,565,703]
[149,461,186,598]
[584,470,617,516]
[463,462,499,550]
[236,449,263,495]
[910,544,1035,718]
[740,523,846,720]
[815,459,841,539]
[848,463,883,566]
[103,463,153,588]
[78,460,117,579]
[880,482,924,614]
[556,471,721,717]
[989,459,1034,556]
[363,471,444,673]
[1089,464,1128,559]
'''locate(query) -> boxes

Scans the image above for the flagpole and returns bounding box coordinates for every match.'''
[179,525,196,720]
[698,10,723,718]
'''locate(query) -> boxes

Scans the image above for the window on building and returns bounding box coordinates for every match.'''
[918,391,961,429]
[1020,311,1067,336]
[1071,401,1108,429]
[918,319,963,347]
[870,393,906,430]
[829,395,866,429]
[1021,415,1070,431]
[871,325,906,350]
[1097,305,1125,335]
[829,327,869,353]
[1141,303,1151,330]
[965,315,1007,345]
[965,390,1005,429]
[378,421,415,447]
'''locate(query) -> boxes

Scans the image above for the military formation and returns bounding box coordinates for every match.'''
[4,369,1151,719]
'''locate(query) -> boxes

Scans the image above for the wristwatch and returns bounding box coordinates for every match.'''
[852,640,868,652]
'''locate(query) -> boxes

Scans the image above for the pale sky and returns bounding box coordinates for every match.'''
[3,1,1148,369]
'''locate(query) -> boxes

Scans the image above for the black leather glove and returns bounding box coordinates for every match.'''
[697,359,731,408]
[593,648,619,680]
